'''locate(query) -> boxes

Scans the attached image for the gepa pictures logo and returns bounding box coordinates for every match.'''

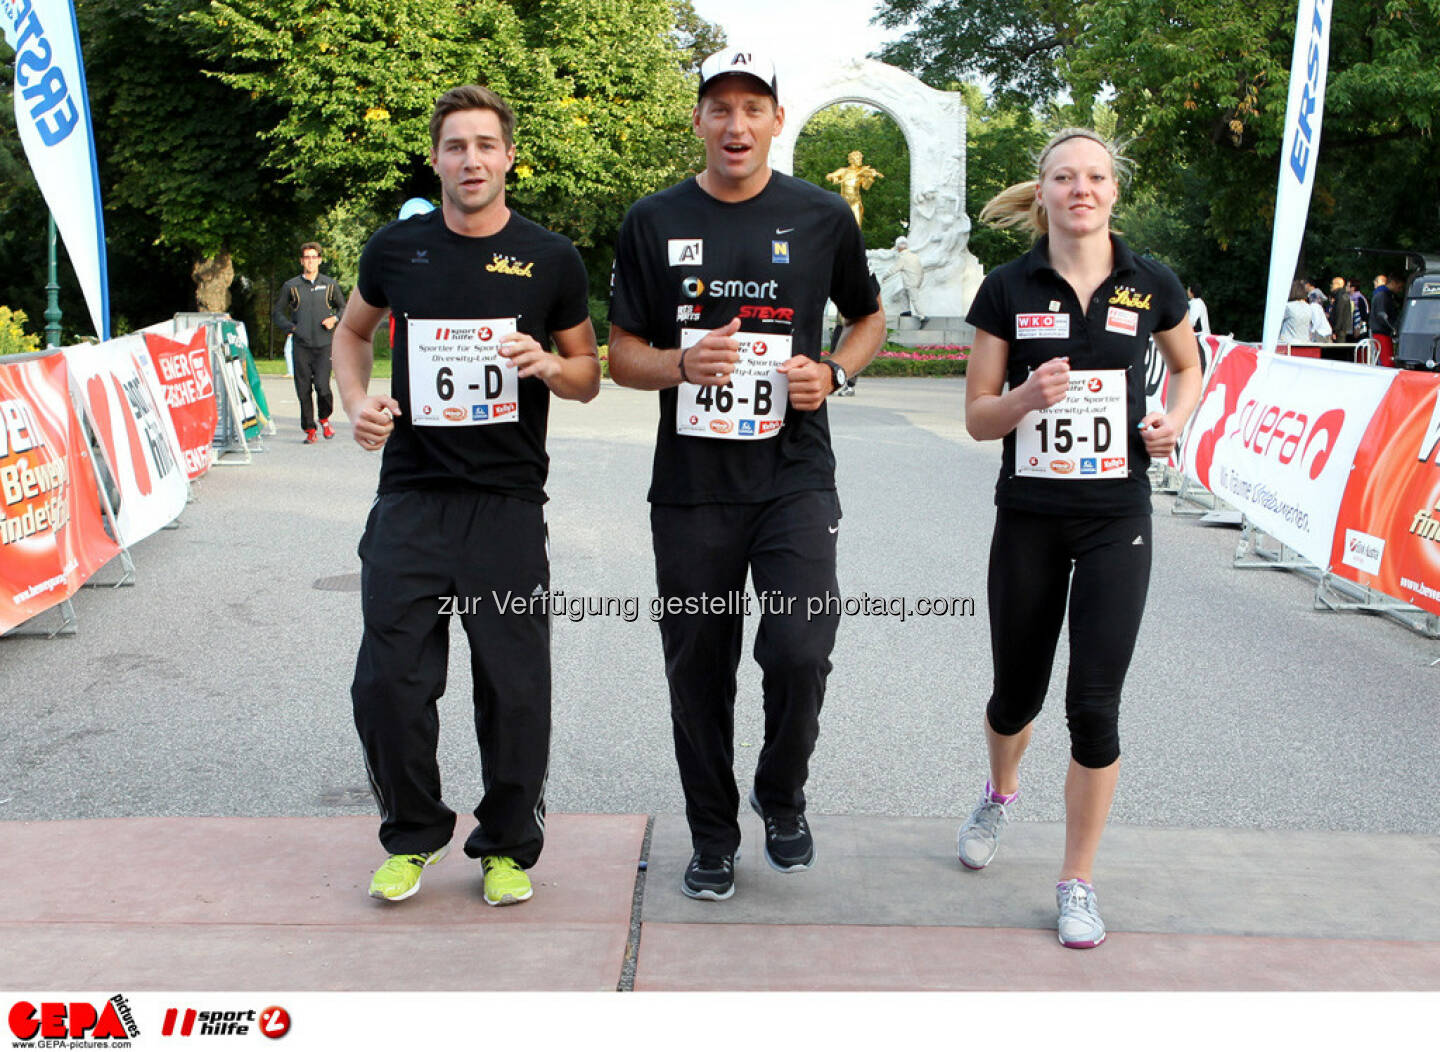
[9,995,140,1043]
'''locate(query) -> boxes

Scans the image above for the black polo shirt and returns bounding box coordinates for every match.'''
[966,235,1188,515]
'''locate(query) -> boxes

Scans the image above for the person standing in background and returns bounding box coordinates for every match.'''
[273,242,345,443]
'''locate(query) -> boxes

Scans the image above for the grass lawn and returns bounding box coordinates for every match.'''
[253,356,393,378]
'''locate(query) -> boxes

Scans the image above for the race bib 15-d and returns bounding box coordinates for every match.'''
[1015,369,1128,479]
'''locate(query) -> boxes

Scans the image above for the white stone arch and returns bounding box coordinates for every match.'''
[773,57,981,324]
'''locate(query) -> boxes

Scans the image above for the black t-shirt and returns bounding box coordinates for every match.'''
[609,173,879,505]
[966,235,1189,516]
[356,209,590,502]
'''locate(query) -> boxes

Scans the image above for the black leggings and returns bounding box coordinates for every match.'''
[984,508,1152,768]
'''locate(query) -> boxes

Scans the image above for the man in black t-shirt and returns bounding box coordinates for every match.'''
[331,85,600,908]
[609,48,885,902]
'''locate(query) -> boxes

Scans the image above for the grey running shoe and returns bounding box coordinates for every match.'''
[956,793,1010,870]
[1056,878,1107,949]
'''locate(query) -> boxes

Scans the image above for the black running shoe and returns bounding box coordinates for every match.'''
[749,788,815,872]
[681,852,735,901]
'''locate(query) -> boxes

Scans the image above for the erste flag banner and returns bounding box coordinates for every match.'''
[0,0,110,340]
[0,351,118,633]
[145,328,217,480]
[65,336,188,547]
[1260,0,1332,355]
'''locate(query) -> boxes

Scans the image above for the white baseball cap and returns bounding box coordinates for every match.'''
[697,48,779,103]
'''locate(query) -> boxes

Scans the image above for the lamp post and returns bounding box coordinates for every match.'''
[44,214,62,348]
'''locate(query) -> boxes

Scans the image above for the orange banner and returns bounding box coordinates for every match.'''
[145,329,216,479]
[0,352,120,633]
[1329,371,1440,615]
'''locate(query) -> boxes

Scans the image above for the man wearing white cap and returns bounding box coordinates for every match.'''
[608,48,886,902]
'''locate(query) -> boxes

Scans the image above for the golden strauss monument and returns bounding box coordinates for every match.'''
[826,150,883,228]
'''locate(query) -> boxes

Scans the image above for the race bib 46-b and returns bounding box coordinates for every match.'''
[675,328,789,440]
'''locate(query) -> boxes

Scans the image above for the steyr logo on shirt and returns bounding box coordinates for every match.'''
[1016,313,1070,339]
[669,239,703,266]
[410,250,429,264]
[486,254,534,278]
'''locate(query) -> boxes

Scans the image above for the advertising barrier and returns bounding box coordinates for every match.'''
[146,327,218,479]
[1328,371,1440,616]
[1181,345,1396,567]
[0,351,119,633]
[211,319,271,438]
[65,336,189,547]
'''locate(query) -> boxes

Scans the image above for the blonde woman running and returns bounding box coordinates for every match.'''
[959,128,1201,948]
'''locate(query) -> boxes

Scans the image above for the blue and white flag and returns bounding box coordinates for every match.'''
[1,0,109,340]
[1261,0,1332,354]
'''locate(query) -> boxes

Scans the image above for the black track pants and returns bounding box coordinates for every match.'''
[651,490,841,856]
[293,340,334,432]
[352,489,550,866]
[984,508,1151,768]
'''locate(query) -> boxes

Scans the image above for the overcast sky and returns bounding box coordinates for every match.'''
[688,0,907,81]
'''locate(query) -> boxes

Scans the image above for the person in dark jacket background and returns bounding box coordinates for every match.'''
[273,242,345,442]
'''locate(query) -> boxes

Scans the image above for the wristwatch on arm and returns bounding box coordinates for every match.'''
[822,357,847,394]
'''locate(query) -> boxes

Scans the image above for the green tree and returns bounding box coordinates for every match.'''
[189,0,698,278]
[873,0,1079,102]
[671,0,726,73]
[1068,0,1440,335]
[78,0,299,346]
[793,105,909,249]
[0,306,41,356]
[958,83,1051,269]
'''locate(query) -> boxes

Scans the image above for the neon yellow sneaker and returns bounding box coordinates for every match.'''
[481,855,533,906]
[368,844,449,901]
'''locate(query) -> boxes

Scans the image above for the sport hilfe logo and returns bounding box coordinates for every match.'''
[162,1007,257,1037]
[1087,377,1103,393]
[9,996,140,1041]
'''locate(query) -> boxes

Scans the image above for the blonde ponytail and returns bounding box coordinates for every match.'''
[978,179,1047,236]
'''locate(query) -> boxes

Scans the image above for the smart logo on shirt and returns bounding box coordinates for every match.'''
[683,276,780,300]
[669,239,703,266]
